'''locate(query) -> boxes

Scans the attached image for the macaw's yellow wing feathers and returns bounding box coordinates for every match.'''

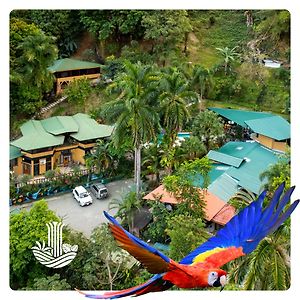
[192,246,245,268]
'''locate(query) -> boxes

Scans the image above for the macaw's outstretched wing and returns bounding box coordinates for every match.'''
[77,213,175,299]
[180,183,299,268]
[104,211,174,274]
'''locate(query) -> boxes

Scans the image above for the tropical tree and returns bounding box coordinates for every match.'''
[174,136,206,163]
[191,110,224,152]
[64,78,92,107]
[142,142,164,185]
[142,10,192,65]
[158,68,198,145]
[142,200,170,244]
[228,219,291,290]
[259,157,290,193]
[10,201,60,289]
[163,157,211,219]
[102,61,160,195]
[228,188,256,211]
[166,214,210,261]
[82,224,138,291]
[85,140,114,177]
[25,274,71,290]
[11,29,58,115]
[108,191,142,233]
[191,65,213,101]
[216,46,239,75]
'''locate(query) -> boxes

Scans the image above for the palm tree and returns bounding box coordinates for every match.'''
[191,110,224,152]
[158,68,198,145]
[102,61,160,196]
[142,143,164,185]
[85,140,114,177]
[108,191,142,233]
[191,65,213,101]
[17,32,58,90]
[228,221,291,290]
[228,188,257,211]
[227,186,292,290]
[259,158,290,193]
[215,46,239,75]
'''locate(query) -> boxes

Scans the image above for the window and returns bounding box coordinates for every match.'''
[46,157,51,171]
[33,158,40,176]
[23,162,31,175]
[92,185,99,193]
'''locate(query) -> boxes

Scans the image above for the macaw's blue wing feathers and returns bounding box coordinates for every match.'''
[180,183,299,267]
[104,211,171,274]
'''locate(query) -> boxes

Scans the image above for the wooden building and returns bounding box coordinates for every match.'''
[48,58,102,94]
[209,107,290,152]
[10,114,114,177]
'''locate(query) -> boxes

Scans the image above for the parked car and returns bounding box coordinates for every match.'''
[72,186,93,206]
[90,183,109,200]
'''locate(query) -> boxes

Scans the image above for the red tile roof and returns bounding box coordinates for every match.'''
[143,185,235,225]
[211,204,235,225]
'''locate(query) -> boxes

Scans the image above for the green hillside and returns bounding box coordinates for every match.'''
[10,10,290,137]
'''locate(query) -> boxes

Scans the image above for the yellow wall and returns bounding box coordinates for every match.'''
[256,135,273,148]
[52,151,62,168]
[39,158,47,174]
[12,157,23,176]
[255,134,287,152]
[273,140,287,152]
[71,148,86,164]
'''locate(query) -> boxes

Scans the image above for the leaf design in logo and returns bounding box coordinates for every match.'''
[71,245,78,252]
[62,244,72,253]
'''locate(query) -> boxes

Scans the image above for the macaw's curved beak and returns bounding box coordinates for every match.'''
[219,275,227,292]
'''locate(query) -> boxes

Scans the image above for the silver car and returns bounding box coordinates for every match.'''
[90,183,109,200]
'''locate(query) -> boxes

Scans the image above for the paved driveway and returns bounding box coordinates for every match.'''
[17,179,134,237]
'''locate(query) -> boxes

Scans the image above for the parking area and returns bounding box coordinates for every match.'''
[16,179,134,237]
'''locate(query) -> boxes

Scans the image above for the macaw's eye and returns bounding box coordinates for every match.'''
[208,271,219,286]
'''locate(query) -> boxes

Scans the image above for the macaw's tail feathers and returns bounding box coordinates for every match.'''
[76,274,173,299]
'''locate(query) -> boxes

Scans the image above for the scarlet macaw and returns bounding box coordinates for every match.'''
[79,183,299,298]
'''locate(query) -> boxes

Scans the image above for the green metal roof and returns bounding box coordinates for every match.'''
[218,142,280,194]
[10,145,22,160]
[208,173,239,202]
[11,120,64,151]
[215,141,258,159]
[70,113,114,141]
[207,150,244,167]
[48,58,101,73]
[41,116,79,135]
[209,107,273,127]
[245,116,290,140]
[10,114,114,151]
[194,141,282,197]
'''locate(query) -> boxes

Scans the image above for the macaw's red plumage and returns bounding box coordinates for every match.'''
[78,183,299,298]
